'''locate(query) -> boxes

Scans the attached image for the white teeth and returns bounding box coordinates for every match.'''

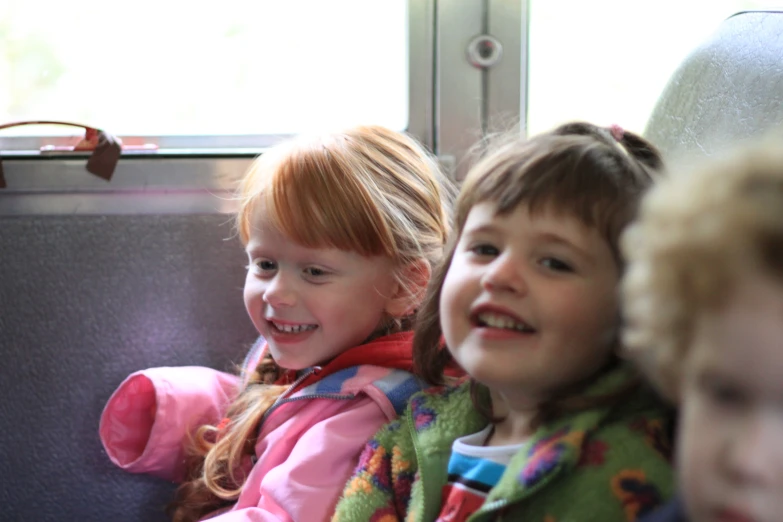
[477,312,533,332]
[271,322,317,333]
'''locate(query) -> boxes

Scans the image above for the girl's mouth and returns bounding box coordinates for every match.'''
[472,311,536,333]
[269,321,318,334]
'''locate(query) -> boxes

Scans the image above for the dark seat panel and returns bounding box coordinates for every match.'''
[0,214,257,521]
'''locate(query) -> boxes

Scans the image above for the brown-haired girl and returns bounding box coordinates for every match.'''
[334,122,674,522]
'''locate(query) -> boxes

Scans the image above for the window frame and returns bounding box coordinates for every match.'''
[0,0,529,216]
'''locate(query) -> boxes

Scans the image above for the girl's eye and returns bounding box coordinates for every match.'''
[470,244,499,257]
[258,260,277,271]
[250,259,276,273]
[304,267,327,277]
[540,257,573,272]
[707,381,747,409]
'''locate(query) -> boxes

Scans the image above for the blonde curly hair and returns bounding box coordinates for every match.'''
[622,141,783,401]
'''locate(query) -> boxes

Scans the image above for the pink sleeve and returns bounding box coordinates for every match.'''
[99,366,240,482]
[208,398,389,522]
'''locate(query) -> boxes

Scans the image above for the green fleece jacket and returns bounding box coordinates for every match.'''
[332,364,674,522]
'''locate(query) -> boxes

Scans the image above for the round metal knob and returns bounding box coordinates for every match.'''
[466,34,503,69]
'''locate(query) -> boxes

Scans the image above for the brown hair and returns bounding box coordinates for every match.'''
[170,125,453,521]
[623,141,783,401]
[414,122,663,427]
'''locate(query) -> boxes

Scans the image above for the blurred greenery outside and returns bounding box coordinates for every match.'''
[0,1,778,139]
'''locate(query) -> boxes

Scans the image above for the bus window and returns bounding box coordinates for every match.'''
[0,1,414,150]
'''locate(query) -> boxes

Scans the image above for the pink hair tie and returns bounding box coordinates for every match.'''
[609,124,624,142]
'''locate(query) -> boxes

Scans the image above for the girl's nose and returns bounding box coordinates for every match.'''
[480,252,527,294]
[262,273,297,307]
[721,410,779,488]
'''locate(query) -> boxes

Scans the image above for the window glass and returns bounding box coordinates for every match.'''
[527,1,781,135]
[0,1,408,137]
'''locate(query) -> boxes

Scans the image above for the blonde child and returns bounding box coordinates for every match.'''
[333,122,675,521]
[98,125,453,521]
[623,143,783,522]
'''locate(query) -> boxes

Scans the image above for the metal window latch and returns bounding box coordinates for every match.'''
[0,120,128,189]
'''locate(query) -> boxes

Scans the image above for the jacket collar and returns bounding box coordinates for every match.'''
[286,330,414,393]
[241,331,415,391]
[408,363,665,520]
[409,361,644,438]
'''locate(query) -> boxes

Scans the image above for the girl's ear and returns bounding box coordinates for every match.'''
[384,259,432,318]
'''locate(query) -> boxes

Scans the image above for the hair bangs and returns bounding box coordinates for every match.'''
[238,138,396,258]
[458,135,648,263]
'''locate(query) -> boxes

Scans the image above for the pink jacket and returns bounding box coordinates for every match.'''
[99,332,423,521]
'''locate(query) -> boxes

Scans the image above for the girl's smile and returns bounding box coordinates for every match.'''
[266,319,319,343]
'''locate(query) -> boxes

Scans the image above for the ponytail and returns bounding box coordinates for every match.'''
[168,353,288,522]
[552,121,663,174]
[618,130,664,172]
